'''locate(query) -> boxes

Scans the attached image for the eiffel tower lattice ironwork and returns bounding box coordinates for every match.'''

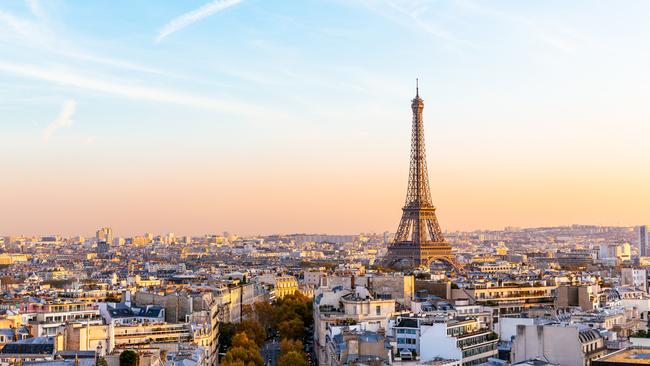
[384,82,462,270]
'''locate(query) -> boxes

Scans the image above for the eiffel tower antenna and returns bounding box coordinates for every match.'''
[384,82,462,270]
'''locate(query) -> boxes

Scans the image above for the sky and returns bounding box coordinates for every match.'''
[1,0,650,237]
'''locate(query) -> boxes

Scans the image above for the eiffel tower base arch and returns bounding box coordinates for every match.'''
[383,243,462,271]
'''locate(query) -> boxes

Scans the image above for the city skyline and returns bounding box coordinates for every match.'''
[2,0,650,236]
[1,223,644,240]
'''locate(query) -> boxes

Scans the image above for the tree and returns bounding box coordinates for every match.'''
[220,361,246,366]
[119,350,139,366]
[237,320,266,347]
[222,348,263,366]
[249,292,314,347]
[277,318,304,340]
[274,293,313,328]
[253,301,276,330]
[633,330,650,338]
[219,322,237,353]
[221,332,264,366]
[232,332,258,349]
[280,339,303,355]
[97,357,109,366]
[278,351,308,366]
[220,360,246,366]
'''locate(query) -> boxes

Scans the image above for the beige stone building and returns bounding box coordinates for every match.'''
[314,286,396,366]
[274,275,299,299]
[512,324,607,366]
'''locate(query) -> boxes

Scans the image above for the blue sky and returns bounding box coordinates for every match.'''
[2,0,650,236]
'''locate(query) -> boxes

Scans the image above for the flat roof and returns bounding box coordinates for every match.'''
[596,347,650,364]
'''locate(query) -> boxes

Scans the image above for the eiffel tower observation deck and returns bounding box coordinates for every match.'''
[384,81,462,270]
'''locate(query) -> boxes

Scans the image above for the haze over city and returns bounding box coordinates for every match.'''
[2,0,650,236]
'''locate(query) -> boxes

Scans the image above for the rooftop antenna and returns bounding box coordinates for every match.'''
[416,78,419,97]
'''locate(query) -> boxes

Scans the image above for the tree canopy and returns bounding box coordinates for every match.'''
[237,320,266,347]
[221,332,264,366]
[280,339,303,355]
[119,350,139,366]
[220,291,314,366]
[278,351,308,366]
[279,337,308,366]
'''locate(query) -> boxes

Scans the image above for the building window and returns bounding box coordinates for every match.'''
[376,305,381,315]
[397,338,416,345]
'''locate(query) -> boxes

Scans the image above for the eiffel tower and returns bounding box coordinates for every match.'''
[384,82,462,270]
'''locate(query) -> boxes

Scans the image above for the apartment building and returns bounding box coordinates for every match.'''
[389,315,497,365]
[453,281,557,316]
[314,286,396,366]
[512,324,607,366]
[20,301,102,337]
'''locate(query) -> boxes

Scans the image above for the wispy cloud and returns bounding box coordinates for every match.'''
[459,0,587,53]
[383,0,459,43]
[353,0,476,48]
[43,99,76,143]
[0,8,168,75]
[0,61,258,115]
[26,0,46,20]
[58,50,167,75]
[156,0,243,43]
[0,9,47,41]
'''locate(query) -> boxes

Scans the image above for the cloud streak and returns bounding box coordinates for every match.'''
[0,9,169,76]
[43,99,76,142]
[459,1,585,53]
[353,0,476,48]
[26,0,46,20]
[0,9,46,40]
[0,61,254,115]
[156,0,243,43]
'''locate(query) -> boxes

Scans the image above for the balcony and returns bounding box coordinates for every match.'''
[319,305,343,315]
[457,331,499,349]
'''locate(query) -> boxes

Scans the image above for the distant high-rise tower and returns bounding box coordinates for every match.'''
[384,82,461,270]
[639,225,648,257]
[96,227,113,244]
[97,241,110,254]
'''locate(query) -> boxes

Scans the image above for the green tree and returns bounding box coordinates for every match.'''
[253,301,276,330]
[219,322,237,353]
[633,330,650,338]
[278,351,308,366]
[274,293,313,328]
[119,350,139,366]
[277,318,304,340]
